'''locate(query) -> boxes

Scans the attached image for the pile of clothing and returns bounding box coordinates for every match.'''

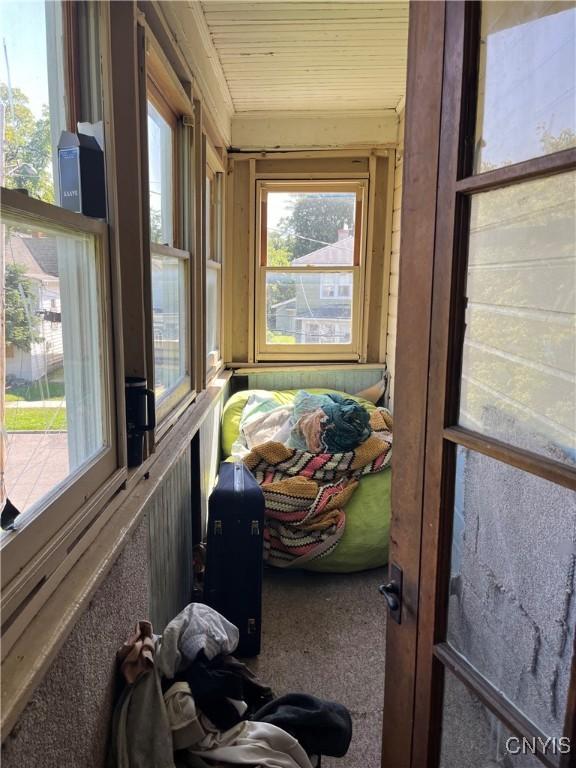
[109,603,352,768]
[232,391,375,459]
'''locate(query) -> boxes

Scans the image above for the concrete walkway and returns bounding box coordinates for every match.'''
[5,432,69,512]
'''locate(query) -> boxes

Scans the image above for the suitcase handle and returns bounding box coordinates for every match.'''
[233,462,245,493]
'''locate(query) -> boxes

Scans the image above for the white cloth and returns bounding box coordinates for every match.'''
[157,603,239,679]
[190,721,314,768]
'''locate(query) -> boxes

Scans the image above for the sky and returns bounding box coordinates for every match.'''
[1,1,49,118]
[477,6,575,169]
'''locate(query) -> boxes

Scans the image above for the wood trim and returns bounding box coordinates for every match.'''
[145,23,194,117]
[380,3,447,764]
[150,242,190,261]
[353,193,362,267]
[260,195,267,268]
[435,643,559,768]
[255,172,371,180]
[136,18,155,459]
[443,426,576,492]
[63,1,82,130]
[0,188,107,236]
[411,3,472,764]
[247,158,256,363]
[377,154,395,364]
[230,148,389,161]
[456,146,576,195]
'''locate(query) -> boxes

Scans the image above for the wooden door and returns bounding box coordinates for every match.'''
[381,2,576,766]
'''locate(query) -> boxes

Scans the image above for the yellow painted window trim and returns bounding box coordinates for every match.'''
[255,179,368,361]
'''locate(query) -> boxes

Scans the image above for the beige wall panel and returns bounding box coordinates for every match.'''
[385,108,405,405]
[229,160,252,362]
[255,156,370,176]
[232,111,398,150]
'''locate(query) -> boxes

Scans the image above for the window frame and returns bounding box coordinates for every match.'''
[205,142,225,381]
[255,179,367,361]
[145,43,195,428]
[0,188,124,625]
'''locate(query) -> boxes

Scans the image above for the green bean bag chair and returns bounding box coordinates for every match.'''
[221,388,391,573]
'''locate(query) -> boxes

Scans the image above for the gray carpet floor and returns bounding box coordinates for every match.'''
[249,566,388,768]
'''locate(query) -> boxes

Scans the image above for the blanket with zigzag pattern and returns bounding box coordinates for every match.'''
[243,408,393,568]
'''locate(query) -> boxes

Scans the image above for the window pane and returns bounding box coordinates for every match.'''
[1,0,67,204]
[459,172,576,464]
[266,191,356,266]
[206,265,220,368]
[152,253,186,400]
[266,272,352,345]
[474,2,576,173]
[3,217,107,515]
[447,446,576,740]
[147,101,173,246]
[440,669,544,768]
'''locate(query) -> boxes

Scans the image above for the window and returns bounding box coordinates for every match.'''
[146,75,191,419]
[1,4,120,586]
[3,212,110,515]
[147,100,174,246]
[205,161,223,378]
[1,1,69,205]
[1,191,119,587]
[256,182,366,360]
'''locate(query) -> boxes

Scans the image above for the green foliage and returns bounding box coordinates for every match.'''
[1,84,54,203]
[5,263,42,351]
[276,194,355,259]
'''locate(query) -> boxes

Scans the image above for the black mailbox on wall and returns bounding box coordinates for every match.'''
[58,128,106,218]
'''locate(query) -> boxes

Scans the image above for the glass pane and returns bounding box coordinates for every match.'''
[206,265,220,367]
[152,252,186,399]
[266,191,356,266]
[265,271,353,345]
[3,216,107,515]
[205,175,212,262]
[440,670,547,767]
[459,172,576,464]
[147,101,173,246]
[475,2,576,172]
[1,1,67,204]
[447,446,576,740]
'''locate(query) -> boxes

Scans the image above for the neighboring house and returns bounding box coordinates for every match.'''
[5,234,62,383]
[269,229,354,344]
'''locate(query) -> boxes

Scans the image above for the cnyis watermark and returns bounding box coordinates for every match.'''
[506,736,571,756]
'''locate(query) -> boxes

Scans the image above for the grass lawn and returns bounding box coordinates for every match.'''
[5,370,65,402]
[267,332,296,344]
[5,408,67,431]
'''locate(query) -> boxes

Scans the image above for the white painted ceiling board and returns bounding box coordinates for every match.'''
[198,0,409,114]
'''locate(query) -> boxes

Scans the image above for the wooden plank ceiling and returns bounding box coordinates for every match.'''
[198,1,409,114]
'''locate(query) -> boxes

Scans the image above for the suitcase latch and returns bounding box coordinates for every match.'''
[248,618,257,634]
[251,520,260,536]
[214,520,223,535]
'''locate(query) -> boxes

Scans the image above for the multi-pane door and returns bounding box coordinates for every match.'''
[383,2,576,766]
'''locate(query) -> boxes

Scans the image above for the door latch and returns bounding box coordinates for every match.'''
[379,562,403,624]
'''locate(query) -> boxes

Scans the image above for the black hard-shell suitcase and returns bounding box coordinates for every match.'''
[204,461,265,657]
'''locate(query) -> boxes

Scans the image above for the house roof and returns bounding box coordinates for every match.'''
[291,235,354,266]
[7,235,58,281]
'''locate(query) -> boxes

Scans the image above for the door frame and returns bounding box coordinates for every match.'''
[382,2,576,766]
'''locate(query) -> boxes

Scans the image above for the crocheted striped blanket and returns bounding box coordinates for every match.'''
[243,408,393,567]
